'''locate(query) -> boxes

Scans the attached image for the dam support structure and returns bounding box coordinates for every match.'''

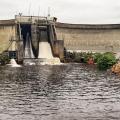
[15,15,64,64]
[1,15,120,61]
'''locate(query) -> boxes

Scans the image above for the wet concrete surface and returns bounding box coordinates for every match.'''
[0,64,120,120]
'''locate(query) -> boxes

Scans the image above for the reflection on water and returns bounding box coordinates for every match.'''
[0,64,120,120]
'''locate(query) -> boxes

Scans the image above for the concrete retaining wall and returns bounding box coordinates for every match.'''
[0,24,16,53]
[0,19,120,54]
[56,23,120,52]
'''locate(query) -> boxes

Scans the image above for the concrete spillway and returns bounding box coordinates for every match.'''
[37,41,60,65]
[38,42,53,59]
[37,30,60,65]
[24,28,60,65]
[24,33,35,59]
[38,30,53,59]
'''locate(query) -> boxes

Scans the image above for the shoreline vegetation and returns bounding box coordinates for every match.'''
[0,51,119,75]
[0,53,10,65]
[64,51,118,71]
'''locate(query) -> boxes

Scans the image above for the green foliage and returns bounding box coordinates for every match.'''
[93,53,102,63]
[96,52,117,70]
[65,51,94,63]
[74,52,81,62]
[65,51,117,70]
[65,51,76,62]
[82,52,93,63]
[0,54,10,65]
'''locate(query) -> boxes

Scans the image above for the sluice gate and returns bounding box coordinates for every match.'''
[15,15,64,63]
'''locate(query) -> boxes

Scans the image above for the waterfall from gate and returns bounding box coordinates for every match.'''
[24,33,35,59]
[24,28,61,65]
[38,30,53,59]
[38,42,54,59]
[38,30,60,65]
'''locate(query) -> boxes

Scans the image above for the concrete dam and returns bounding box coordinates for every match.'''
[56,23,120,52]
[0,15,120,62]
[23,22,62,64]
[0,15,64,63]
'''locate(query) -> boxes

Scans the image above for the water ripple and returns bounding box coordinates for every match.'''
[0,64,120,120]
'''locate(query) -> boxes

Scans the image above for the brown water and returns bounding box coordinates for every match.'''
[0,64,120,120]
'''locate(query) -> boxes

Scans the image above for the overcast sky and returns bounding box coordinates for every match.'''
[0,0,120,24]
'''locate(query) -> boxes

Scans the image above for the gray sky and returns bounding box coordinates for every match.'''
[0,0,120,24]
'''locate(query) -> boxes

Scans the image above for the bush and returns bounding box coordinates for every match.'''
[65,51,117,70]
[74,52,81,62]
[64,51,75,62]
[97,52,117,70]
[73,52,92,63]
[93,53,102,63]
[65,51,94,63]
[0,54,10,65]
[83,52,93,63]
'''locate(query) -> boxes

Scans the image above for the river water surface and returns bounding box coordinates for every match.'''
[0,64,120,120]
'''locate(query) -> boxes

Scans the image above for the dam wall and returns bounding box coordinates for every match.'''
[0,18,120,54]
[55,23,120,52]
[0,20,16,53]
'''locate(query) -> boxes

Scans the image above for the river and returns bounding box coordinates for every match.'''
[0,64,120,120]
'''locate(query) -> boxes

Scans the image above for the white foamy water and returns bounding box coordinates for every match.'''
[38,42,53,59]
[39,58,61,65]
[24,30,61,65]
[24,34,35,59]
[38,42,61,65]
[7,59,21,67]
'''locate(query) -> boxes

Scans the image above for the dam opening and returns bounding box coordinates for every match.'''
[15,16,64,65]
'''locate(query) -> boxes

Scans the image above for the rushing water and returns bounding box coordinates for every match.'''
[24,33,35,59]
[38,42,53,59]
[0,64,120,120]
[38,30,53,59]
